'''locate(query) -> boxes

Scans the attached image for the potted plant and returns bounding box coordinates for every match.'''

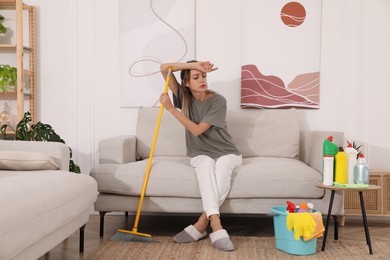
[0,15,7,35]
[0,64,17,92]
[0,111,81,173]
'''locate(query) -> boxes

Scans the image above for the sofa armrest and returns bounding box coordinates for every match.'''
[0,140,70,171]
[99,135,137,164]
[299,131,345,173]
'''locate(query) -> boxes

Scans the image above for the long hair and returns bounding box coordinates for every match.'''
[179,60,214,117]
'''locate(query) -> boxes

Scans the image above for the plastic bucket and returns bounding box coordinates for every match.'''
[271,206,317,255]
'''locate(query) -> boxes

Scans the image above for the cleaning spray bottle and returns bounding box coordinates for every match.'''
[354,153,369,184]
[335,147,348,184]
[322,136,338,185]
[345,143,358,184]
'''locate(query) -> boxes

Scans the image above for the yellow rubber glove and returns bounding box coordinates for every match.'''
[286,213,316,240]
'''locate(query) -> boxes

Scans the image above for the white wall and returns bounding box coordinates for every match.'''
[25,0,390,173]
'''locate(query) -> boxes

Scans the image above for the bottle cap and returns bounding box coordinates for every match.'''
[359,153,365,158]
[347,143,352,148]
[299,202,308,210]
[338,146,344,152]
[327,136,333,141]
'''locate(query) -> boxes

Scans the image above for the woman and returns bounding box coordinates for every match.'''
[160,61,242,251]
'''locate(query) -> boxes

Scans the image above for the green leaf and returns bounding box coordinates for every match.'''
[0,24,6,34]
[0,64,17,91]
[0,15,7,34]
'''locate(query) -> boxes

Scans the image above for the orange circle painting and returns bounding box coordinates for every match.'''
[280,2,306,27]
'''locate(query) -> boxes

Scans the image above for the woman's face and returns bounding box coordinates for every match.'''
[187,70,208,93]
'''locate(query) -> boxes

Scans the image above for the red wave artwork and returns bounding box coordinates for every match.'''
[241,64,319,109]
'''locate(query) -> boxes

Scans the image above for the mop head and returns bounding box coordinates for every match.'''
[110,229,157,243]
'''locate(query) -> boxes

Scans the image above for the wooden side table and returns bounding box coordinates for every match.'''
[315,183,381,255]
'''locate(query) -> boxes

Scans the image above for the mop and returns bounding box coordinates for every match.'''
[111,66,173,243]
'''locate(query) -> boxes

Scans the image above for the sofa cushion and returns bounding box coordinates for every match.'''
[137,108,187,159]
[0,171,97,260]
[91,157,199,197]
[230,157,323,198]
[91,156,323,199]
[227,109,300,159]
[136,107,300,159]
[0,140,70,171]
[0,151,59,171]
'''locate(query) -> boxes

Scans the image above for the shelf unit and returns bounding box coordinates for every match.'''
[0,0,36,127]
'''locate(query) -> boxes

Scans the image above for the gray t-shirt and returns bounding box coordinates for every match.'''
[174,91,240,158]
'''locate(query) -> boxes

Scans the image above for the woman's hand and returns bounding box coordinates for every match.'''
[160,93,174,111]
[195,61,218,73]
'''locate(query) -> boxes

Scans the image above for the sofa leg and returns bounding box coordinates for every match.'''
[125,211,128,217]
[339,215,346,227]
[79,224,86,253]
[99,211,109,237]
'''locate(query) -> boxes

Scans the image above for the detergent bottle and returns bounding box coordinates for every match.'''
[322,136,338,186]
[345,143,358,184]
[322,155,334,185]
[335,147,348,184]
[354,153,369,184]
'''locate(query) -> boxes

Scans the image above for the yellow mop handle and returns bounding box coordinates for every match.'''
[131,66,172,233]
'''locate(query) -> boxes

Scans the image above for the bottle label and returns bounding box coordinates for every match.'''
[335,151,348,184]
[322,156,334,186]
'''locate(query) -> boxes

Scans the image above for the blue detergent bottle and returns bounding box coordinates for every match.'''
[354,153,369,184]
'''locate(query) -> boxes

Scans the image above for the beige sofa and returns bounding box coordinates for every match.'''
[91,107,345,236]
[0,140,98,260]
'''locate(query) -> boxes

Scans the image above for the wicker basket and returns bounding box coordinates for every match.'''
[384,175,390,215]
[344,170,390,216]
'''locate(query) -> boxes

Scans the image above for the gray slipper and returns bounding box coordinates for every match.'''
[210,229,234,251]
[173,225,208,243]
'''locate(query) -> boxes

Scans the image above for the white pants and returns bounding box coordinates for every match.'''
[190,154,242,218]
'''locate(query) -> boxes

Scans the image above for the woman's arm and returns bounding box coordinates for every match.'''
[160,61,217,136]
[160,61,218,97]
[160,93,211,136]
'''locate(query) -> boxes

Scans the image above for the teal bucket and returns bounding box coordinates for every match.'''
[271,206,317,255]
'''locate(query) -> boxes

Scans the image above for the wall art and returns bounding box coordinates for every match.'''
[241,1,321,109]
[119,0,196,107]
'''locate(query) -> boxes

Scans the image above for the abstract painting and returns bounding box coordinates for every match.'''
[119,0,196,107]
[241,1,321,109]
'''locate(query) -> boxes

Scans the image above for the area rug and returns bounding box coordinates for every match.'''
[86,236,389,259]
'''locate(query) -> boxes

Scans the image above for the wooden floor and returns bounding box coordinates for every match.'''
[39,213,390,260]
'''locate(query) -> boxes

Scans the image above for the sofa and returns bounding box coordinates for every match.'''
[91,107,345,236]
[0,140,98,260]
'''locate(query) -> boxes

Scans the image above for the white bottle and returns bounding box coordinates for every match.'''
[345,143,358,184]
[322,155,334,186]
[354,153,369,184]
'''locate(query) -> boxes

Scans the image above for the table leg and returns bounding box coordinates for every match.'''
[359,191,373,255]
[333,215,339,240]
[322,190,335,251]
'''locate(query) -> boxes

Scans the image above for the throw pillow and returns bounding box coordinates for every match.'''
[0,151,60,171]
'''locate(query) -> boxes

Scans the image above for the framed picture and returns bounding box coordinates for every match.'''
[241,1,321,109]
